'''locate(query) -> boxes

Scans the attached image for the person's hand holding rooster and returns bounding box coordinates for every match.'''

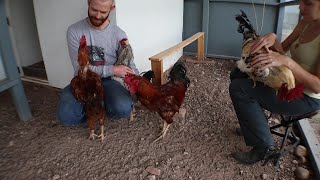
[113,65,134,77]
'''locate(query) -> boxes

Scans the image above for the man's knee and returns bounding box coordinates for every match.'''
[56,85,86,126]
[107,100,133,118]
[57,100,86,126]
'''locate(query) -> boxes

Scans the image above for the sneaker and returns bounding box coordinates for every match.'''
[232,145,277,165]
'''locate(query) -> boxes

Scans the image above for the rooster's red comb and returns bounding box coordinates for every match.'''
[80,35,87,46]
[120,38,128,48]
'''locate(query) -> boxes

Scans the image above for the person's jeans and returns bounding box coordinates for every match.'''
[229,68,320,147]
[56,78,133,126]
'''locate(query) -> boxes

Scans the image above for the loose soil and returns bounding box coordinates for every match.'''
[0,56,318,179]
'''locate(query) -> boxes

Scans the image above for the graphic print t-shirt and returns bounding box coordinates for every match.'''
[67,19,139,77]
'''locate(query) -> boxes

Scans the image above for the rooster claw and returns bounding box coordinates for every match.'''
[152,135,164,143]
[97,133,105,142]
[88,133,98,140]
[129,108,137,123]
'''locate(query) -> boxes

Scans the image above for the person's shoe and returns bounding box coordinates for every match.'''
[232,145,277,165]
[236,128,243,136]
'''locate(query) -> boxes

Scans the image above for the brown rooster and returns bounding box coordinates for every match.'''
[70,35,106,142]
[124,61,190,142]
[235,10,304,101]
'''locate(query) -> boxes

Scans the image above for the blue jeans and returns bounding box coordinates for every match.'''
[56,78,133,126]
[229,68,320,147]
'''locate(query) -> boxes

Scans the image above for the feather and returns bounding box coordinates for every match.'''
[277,83,304,101]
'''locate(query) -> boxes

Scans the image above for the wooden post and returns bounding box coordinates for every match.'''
[151,59,163,85]
[197,34,204,63]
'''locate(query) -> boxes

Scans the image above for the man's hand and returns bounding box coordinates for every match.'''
[113,65,134,77]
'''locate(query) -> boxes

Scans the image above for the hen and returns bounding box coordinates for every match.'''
[112,38,134,88]
[70,35,106,142]
[235,10,304,101]
[124,61,190,142]
[111,38,137,122]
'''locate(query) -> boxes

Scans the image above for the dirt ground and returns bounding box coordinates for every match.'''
[0,56,318,179]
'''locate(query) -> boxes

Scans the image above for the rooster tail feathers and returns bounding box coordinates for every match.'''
[141,70,155,82]
[235,10,255,34]
[277,83,304,101]
[169,61,190,88]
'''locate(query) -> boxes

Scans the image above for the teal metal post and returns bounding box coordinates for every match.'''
[0,0,32,121]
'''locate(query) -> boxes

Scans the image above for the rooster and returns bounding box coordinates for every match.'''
[112,38,134,87]
[110,38,138,122]
[70,35,106,142]
[235,10,304,101]
[124,61,190,142]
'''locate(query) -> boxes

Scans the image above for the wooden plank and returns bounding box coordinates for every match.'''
[149,32,205,61]
[197,34,204,63]
[298,119,320,179]
[151,60,163,85]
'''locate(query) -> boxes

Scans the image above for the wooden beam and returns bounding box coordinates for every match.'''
[149,32,204,61]
[149,32,205,84]
[151,60,163,85]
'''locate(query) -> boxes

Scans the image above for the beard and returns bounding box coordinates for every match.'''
[88,12,109,27]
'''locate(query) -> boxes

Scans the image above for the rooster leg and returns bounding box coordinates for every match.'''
[252,81,256,88]
[162,122,171,138]
[248,74,256,88]
[88,129,98,140]
[157,121,166,136]
[97,125,105,142]
[129,107,136,122]
[153,121,171,143]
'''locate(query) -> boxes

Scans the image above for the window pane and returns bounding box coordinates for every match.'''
[281,5,299,41]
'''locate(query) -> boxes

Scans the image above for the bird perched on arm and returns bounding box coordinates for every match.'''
[70,35,106,142]
[235,10,304,101]
[124,61,190,142]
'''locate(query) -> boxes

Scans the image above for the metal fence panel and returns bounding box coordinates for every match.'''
[183,0,279,59]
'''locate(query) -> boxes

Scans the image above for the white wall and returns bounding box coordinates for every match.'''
[7,0,42,67]
[116,0,184,72]
[33,0,117,88]
[33,0,88,88]
[33,0,183,88]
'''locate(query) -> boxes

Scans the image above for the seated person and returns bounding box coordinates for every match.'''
[229,0,320,164]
